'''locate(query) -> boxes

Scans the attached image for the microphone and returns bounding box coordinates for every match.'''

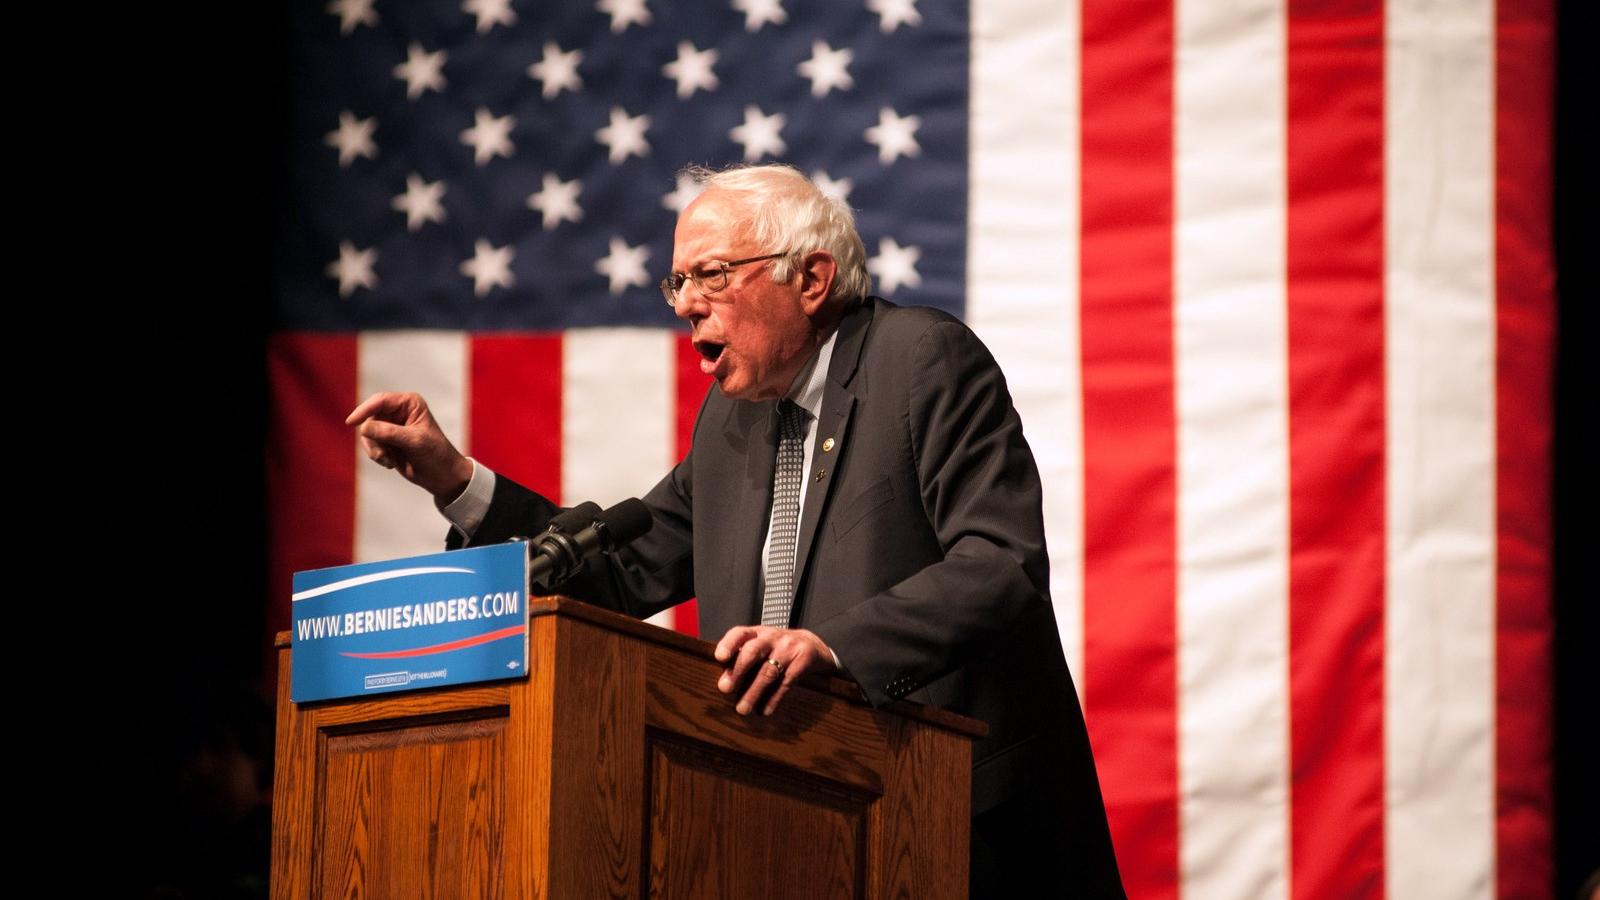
[511,501,600,546]
[512,502,598,582]
[545,501,603,536]
[527,498,653,591]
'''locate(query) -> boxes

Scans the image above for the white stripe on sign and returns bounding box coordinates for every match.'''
[966,0,1085,684]
[356,331,468,563]
[1384,1,1497,896]
[1174,1,1291,898]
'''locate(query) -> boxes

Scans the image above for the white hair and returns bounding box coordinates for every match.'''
[682,163,872,306]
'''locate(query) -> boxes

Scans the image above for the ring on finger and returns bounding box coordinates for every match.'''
[766,658,784,671]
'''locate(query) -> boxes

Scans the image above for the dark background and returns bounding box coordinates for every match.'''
[91,2,1592,896]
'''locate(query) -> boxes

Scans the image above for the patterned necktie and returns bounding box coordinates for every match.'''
[761,399,807,628]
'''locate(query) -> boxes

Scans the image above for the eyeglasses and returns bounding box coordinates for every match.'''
[660,252,788,307]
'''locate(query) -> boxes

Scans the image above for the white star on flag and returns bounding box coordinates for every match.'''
[327,0,377,34]
[393,43,447,100]
[392,174,447,231]
[662,42,720,99]
[867,236,921,295]
[527,173,584,230]
[596,107,651,164]
[325,111,377,167]
[662,174,705,213]
[528,43,583,99]
[731,0,786,31]
[867,0,922,32]
[729,106,786,162]
[595,237,651,295]
[797,42,854,97]
[460,108,515,166]
[864,107,922,164]
[811,171,853,203]
[464,0,517,33]
[597,0,652,33]
[327,241,378,297]
[461,239,515,296]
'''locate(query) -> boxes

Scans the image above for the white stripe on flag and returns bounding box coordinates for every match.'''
[355,331,469,562]
[1384,0,1497,896]
[966,0,1085,683]
[1174,1,1291,897]
[561,328,677,629]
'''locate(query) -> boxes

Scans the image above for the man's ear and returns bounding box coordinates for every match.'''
[796,251,838,318]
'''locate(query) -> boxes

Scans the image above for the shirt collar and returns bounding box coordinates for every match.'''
[783,328,837,420]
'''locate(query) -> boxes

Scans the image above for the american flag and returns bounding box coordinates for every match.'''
[269,0,1556,897]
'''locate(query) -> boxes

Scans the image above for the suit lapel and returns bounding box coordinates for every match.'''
[727,398,777,626]
[791,388,854,599]
[790,301,874,611]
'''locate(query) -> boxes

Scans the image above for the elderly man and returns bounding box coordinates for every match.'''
[347,164,1124,897]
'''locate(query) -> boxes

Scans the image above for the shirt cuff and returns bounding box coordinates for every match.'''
[439,458,496,540]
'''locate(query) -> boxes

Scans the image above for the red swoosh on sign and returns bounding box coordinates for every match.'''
[339,625,526,659]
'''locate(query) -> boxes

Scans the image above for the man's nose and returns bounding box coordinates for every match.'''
[671,281,709,320]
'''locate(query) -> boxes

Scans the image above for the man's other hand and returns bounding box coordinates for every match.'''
[713,626,837,716]
[346,392,474,504]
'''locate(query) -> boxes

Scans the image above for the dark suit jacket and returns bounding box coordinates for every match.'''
[459,298,1123,894]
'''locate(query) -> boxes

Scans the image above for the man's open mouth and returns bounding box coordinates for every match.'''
[695,341,725,362]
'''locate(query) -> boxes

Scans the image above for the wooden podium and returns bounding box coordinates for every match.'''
[271,596,984,899]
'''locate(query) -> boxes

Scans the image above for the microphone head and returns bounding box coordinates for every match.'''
[595,498,653,549]
[547,501,602,534]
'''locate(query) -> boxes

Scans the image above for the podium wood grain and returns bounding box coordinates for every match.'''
[271,596,981,899]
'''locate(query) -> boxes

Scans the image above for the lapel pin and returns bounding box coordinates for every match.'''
[822,437,835,452]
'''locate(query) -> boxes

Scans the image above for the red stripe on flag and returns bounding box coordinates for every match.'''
[1494,1,1557,896]
[469,335,563,504]
[675,333,712,462]
[267,334,359,639]
[1080,1,1179,894]
[1286,3,1388,897]
[672,333,713,637]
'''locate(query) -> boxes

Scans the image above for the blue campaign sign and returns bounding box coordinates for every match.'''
[290,542,531,703]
